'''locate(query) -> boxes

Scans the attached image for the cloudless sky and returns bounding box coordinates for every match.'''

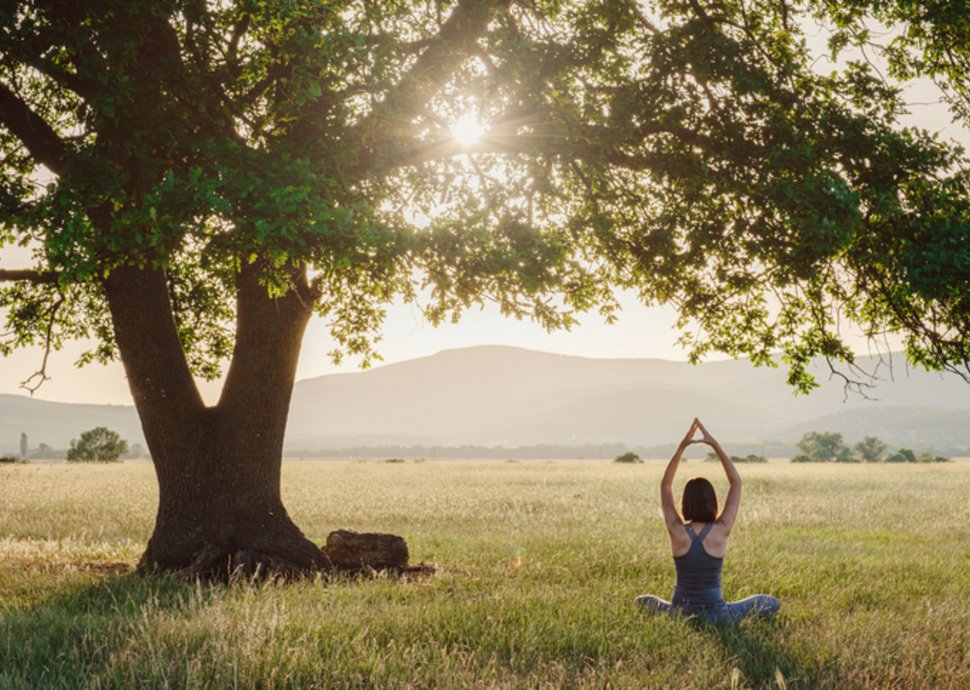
[1,20,967,406]
[0,287,691,405]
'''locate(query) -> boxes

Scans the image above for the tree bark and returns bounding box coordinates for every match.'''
[104,261,331,579]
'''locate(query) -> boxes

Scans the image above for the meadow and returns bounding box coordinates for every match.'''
[1,459,969,689]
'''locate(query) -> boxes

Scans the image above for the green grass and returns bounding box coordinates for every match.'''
[2,460,969,689]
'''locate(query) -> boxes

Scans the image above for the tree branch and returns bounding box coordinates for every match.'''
[26,56,95,99]
[226,12,251,69]
[19,291,65,395]
[387,117,706,170]
[352,0,511,171]
[0,83,72,175]
[0,268,60,284]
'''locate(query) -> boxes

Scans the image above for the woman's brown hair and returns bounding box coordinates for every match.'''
[681,477,718,523]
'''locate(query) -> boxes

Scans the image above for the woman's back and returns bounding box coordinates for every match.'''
[670,520,729,558]
[672,522,724,609]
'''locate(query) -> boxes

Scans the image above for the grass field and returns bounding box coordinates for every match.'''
[2,459,969,689]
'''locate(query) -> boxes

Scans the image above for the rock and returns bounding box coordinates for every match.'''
[324,529,409,570]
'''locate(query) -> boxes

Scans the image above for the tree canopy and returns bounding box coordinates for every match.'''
[66,426,128,462]
[794,430,853,461]
[853,434,888,462]
[1,0,968,393]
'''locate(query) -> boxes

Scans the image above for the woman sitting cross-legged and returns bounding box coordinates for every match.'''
[635,418,779,624]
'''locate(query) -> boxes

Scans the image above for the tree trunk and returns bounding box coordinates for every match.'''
[104,261,331,579]
[138,410,331,579]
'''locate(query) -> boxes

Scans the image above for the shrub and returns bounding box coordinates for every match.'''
[886,448,917,463]
[790,454,814,463]
[384,457,406,464]
[613,451,642,464]
[0,454,21,463]
[917,451,952,463]
[66,427,128,463]
[712,453,768,463]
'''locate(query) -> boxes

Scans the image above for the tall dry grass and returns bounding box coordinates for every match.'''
[2,460,969,688]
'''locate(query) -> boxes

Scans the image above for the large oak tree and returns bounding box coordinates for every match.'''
[1,0,968,577]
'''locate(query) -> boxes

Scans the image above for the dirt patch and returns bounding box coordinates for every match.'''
[332,562,436,581]
[77,562,131,576]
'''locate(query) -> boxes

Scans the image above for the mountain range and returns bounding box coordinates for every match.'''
[2,345,969,456]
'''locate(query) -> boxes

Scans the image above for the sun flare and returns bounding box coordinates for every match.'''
[450,114,486,146]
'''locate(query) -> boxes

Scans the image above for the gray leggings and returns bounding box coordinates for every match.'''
[635,593,780,625]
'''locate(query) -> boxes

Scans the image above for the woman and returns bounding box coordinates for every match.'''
[635,418,779,624]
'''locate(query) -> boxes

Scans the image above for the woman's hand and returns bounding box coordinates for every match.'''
[694,418,716,445]
[680,419,701,448]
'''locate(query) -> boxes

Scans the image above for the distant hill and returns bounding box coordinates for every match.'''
[0,394,143,453]
[2,345,969,456]
[285,345,970,454]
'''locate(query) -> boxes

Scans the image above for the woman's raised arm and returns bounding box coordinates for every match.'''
[661,420,699,530]
[696,418,742,533]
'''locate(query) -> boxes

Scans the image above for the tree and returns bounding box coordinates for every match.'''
[2,1,969,577]
[835,445,857,463]
[817,0,970,127]
[124,443,149,460]
[854,435,888,462]
[19,431,27,460]
[33,442,57,459]
[66,427,128,463]
[796,431,851,462]
[613,451,642,463]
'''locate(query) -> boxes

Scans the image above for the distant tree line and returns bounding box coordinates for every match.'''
[9,430,145,462]
[286,442,795,461]
[705,453,768,463]
[790,432,950,463]
[291,443,643,461]
[285,437,962,462]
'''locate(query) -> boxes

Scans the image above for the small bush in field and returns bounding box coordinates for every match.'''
[886,448,916,463]
[613,451,642,464]
[384,457,406,464]
[0,454,21,464]
[709,453,767,463]
[917,451,951,463]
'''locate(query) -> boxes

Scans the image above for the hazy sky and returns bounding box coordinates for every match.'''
[2,19,967,406]
[0,288,692,405]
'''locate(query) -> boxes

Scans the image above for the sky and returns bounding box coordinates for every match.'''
[0,286,692,405]
[1,16,968,406]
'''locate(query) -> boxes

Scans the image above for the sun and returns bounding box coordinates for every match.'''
[450,114,486,146]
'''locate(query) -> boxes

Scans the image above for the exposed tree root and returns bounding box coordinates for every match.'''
[138,530,432,583]
[170,542,330,582]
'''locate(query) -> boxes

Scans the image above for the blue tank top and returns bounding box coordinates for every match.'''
[672,522,724,609]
